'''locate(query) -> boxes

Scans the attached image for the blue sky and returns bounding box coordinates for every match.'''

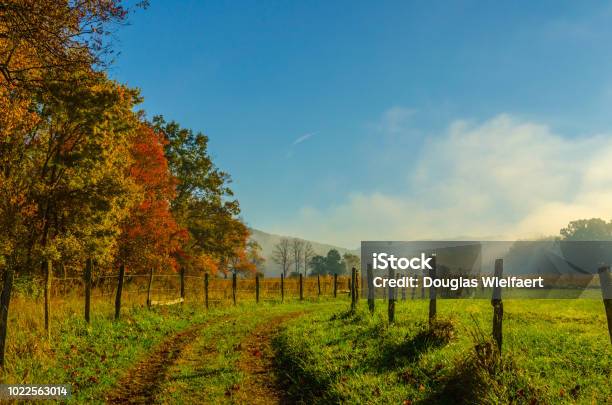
[112,1,612,247]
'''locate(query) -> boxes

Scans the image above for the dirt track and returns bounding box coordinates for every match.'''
[104,311,305,404]
[231,312,305,404]
[105,323,206,404]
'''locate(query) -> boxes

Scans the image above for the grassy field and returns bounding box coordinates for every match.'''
[0,293,609,404]
[276,299,611,404]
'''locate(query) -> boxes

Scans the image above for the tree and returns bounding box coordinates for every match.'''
[343,252,360,273]
[303,242,314,276]
[0,0,140,89]
[291,238,304,276]
[326,249,345,275]
[0,0,143,367]
[273,238,293,277]
[309,249,346,276]
[247,240,265,273]
[118,123,187,273]
[153,116,246,274]
[0,73,143,367]
[560,218,612,241]
[309,255,327,276]
[30,75,142,270]
[218,218,253,277]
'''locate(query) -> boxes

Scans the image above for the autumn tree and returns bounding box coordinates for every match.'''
[0,0,144,367]
[153,116,248,275]
[0,0,140,89]
[0,72,143,367]
[247,240,265,274]
[117,123,187,273]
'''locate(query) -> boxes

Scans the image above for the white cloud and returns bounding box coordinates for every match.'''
[293,132,316,145]
[286,132,317,158]
[277,114,612,248]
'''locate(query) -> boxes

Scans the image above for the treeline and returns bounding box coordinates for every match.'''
[272,237,359,277]
[0,1,260,365]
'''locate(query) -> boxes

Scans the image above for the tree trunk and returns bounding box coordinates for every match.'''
[114,264,125,320]
[204,273,209,310]
[0,264,15,368]
[232,272,237,305]
[44,260,52,338]
[84,258,92,323]
[146,268,153,308]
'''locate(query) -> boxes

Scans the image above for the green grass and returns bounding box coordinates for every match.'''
[1,299,231,403]
[154,301,331,404]
[1,296,609,404]
[275,299,611,404]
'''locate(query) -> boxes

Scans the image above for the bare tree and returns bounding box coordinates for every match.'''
[291,238,305,276]
[272,238,293,277]
[303,242,314,276]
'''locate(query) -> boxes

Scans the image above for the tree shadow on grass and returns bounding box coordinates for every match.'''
[368,319,456,371]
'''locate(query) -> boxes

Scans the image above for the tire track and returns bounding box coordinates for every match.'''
[105,316,233,404]
[231,311,306,404]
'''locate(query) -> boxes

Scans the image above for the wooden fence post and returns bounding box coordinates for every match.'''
[256,274,260,303]
[388,265,395,323]
[367,263,375,314]
[597,265,612,343]
[84,258,92,323]
[429,255,437,326]
[421,271,425,299]
[355,268,359,303]
[350,267,356,311]
[114,264,125,320]
[44,260,52,337]
[317,274,321,296]
[204,273,209,310]
[180,267,185,303]
[333,273,337,298]
[146,268,153,308]
[492,259,504,352]
[299,273,303,301]
[281,273,284,303]
[232,272,237,306]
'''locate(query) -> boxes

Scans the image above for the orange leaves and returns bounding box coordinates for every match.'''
[193,254,219,275]
[119,123,186,272]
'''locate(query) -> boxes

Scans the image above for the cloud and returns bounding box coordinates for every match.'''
[293,132,316,145]
[285,132,317,158]
[376,106,416,135]
[276,114,612,248]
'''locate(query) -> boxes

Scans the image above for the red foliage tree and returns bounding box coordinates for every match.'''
[118,123,187,272]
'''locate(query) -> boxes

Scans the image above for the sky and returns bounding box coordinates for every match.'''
[111,1,612,248]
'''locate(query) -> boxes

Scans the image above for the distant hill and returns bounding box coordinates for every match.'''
[249,228,357,277]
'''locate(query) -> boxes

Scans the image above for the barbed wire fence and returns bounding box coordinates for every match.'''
[13,266,355,327]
